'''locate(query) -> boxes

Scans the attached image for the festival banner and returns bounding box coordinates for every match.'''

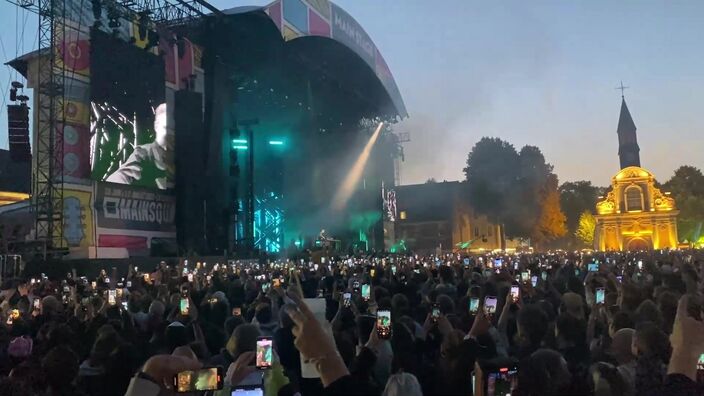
[62,184,95,248]
[94,183,176,233]
[330,3,376,68]
[56,27,91,78]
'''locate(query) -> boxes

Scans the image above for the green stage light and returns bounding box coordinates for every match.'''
[232,139,248,144]
[268,140,284,146]
[232,145,248,150]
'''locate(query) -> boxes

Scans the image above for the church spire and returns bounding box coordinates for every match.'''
[616,95,640,169]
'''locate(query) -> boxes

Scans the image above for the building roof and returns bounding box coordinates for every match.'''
[396,181,463,223]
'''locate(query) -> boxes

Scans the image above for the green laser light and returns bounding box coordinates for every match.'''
[268,140,284,146]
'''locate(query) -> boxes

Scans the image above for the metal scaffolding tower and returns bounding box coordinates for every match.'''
[6,0,220,255]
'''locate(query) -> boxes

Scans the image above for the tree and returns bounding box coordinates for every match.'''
[464,138,567,250]
[575,210,596,246]
[426,178,438,184]
[531,174,567,248]
[510,145,553,236]
[464,137,520,226]
[662,165,704,242]
[559,181,603,247]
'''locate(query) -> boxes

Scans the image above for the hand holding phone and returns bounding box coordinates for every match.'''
[180,298,190,316]
[256,337,273,369]
[484,296,498,318]
[510,286,520,304]
[595,287,605,305]
[520,272,529,283]
[108,289,116,305]
[431,303,440,322]
[469,297,479,314]
[174,367,223,392]
[343,292,352,308]
[376,310,392,339]
[361,284,371,300]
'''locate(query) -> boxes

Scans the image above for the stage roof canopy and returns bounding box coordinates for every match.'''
[221,0,407,119]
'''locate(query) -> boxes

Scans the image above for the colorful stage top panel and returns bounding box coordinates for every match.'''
[258,0,407,118]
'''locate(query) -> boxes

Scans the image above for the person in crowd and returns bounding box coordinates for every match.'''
[0,250,702,396]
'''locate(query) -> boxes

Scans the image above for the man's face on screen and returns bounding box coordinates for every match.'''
[154,103,174,150]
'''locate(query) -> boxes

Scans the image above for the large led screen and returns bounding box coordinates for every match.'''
[89,28,172,190]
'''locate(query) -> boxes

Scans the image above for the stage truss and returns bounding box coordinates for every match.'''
[7,0,218,254]
[254,192,284,254]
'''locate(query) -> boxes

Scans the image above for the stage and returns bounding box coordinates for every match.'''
[4,0,407,259]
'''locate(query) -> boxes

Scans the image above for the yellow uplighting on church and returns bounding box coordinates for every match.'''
[593,95,679,251]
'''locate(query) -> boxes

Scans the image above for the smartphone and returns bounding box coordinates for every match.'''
[596,287,605,305]
[463,258,470,266]
[273,278,281,288]
[510,286,520,303]
[370,268,376,278]
[616,275,623,283]
[637,260,643,270]
[352,280,360,291]
[391,266,397,275]
[126,281,132,288]
[588,263,599,272]
[494,259,502,268]
[261,283,270,293]
[187,273,194,282]
[541,271,547,281]
[256,336,273,369]
[361,284,371,300]
[174,367,223,392]
[10,309,20,321]
[486,365,519,396]
[531,276,538,288]
[484,296,498,317]
[33,298,41,310]
[697,353,704,384]
[232,388,264,396]
[121,301,128,310]
[343,292,352,307]
[520,272,529,283]
[376,310,392,339]
[232,307,242,316]
[180,298,190,316]
[108,289,116,305]
[431,303,441,321]
[469,297,479,314]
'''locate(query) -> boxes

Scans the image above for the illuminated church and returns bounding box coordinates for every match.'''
[593,96,679,251]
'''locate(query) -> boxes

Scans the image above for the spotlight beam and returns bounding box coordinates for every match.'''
[332,122,384,212]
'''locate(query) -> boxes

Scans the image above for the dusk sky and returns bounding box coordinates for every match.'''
[0,0,702,187]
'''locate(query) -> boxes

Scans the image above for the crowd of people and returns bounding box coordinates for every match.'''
[0,249,703,396]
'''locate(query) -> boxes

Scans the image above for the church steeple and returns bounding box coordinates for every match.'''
[617,96,640,169]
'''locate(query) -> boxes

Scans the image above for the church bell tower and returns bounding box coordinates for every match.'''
[617,95,640,169]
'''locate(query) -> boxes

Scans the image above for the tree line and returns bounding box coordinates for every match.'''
[463,137,704,249]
